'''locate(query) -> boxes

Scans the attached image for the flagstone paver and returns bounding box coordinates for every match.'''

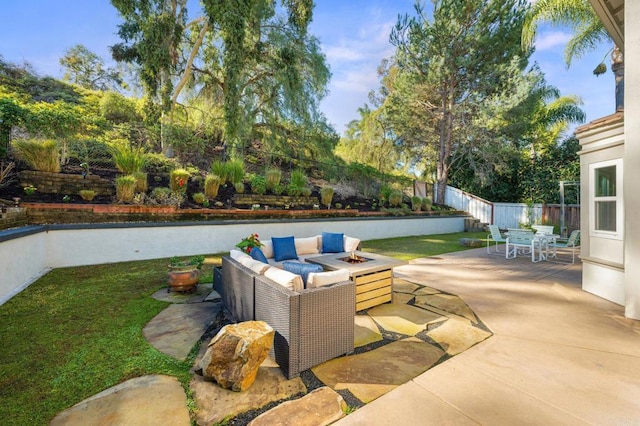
[393,292,415,305]
[311,337,445,389]
[354,314,383,347]
[414,293,478,324]
[392,279,421,294]
[50,375,190,426]
[413,286,441,296]
[152,283,217,304]
[143,302,215,360]
[427,318,492,355]
[248,387,346,426]
[192,366,307,425]
[334,383,398,404]
[368,303,445,336]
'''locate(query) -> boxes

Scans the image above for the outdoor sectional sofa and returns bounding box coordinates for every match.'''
[215,234,360,378]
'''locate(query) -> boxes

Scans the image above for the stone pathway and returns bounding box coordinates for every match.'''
[51,275,492,425]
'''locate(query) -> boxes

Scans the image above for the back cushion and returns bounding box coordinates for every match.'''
[295,236,320,255]
[344,236,361,252]
[272,236,299,262]
[307,269,350,289]
[230,249,251,261]
[261,240,274,258]
[264,267,304,292]
[238,256,270,274]
[282,261,323,287]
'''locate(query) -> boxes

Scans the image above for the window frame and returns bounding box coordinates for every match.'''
[589,158,623,240]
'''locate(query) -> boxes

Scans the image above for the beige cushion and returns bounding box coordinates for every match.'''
[295,236,320,255]
[344,236,360,252]
[264,267,304,292]
[238,256,270,274]
[261,240,274,258]
[230,249,251,261]
[307,269,350,289]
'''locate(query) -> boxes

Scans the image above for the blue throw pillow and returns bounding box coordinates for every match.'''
[272,236,298,261]
[249,246,269,264]
[283,261,323,287]
[322,232,344,253]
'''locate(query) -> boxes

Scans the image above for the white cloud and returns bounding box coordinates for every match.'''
[535,31,572,51]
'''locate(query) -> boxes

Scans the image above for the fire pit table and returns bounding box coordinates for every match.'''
[307,251,406,311]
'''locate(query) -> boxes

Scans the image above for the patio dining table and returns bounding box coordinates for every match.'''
[505,229,559,263]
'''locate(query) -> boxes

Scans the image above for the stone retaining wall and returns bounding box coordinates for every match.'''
[18,171,115,196]
[0,208,28,230]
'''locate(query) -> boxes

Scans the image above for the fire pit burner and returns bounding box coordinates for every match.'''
[338,255,372,264]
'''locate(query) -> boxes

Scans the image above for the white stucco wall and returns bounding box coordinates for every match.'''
[1,216,465,304]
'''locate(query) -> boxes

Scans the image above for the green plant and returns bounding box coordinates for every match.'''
[108,143,146,174]
[235,181,245,194]
[287,183,302,196]
[169,254,205,269]
[132,171,148,193]
[388,189,403,207]
[12,139,60,172]
[151,187,171,203]
[301,187,312,197]
[421,197,432,211]
[272,183,284,195]
[170,169,190,193]
[202,199,210,208]
[116,175,136,202]
[411,195,422,211]
[265,168,282,190]
[289,169,307,188]
[62,194,71,203]
[144,153,177,174]
[23,184,37,195]
[235,233,263,254]
[192,192,207,205]
[227,159,245,184]
[320,186,334,209]
[250,175,267,195]
[204,174,223,198]
[334,202,343,209]
[79,189,96,201]
[211,160,226,181]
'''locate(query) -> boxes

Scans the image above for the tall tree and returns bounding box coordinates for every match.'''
[59,45,123,91]
[391,0,530,204]
[521,0,613,74]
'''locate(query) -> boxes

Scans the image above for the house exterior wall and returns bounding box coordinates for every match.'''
[624,0,640,319]
[578,116,625,305]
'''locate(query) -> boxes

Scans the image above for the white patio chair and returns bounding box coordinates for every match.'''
[506,229,538,262]
[549,230,581,264]
[486,224,507,254]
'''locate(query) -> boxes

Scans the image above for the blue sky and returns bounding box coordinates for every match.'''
[0,0,616,135]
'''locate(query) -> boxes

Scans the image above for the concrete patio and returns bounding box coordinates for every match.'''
[337,247,640,425]
[52,246,640,425]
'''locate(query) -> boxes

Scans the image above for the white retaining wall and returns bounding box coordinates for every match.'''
[1,216,466,305]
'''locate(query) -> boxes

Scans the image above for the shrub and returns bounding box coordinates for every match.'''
[290,169,307,188]
[287,183,302,197]
[115,175,136,202]
[79,189,96,201]
[411,195,422,211]
[265,168,282,190]
[421,197,432,211]
[379,185,393,206]
[67,139,113,165]
[170,169,190,193]
[227,159,245,184]
[204,174,223,198]
[108,144,146,174]
[272,183,284,195]
[301,187,312,197]
[211,160,226,181]
[320,186,334,209]
[145,153,177,174]
[192,192,207,205]
[388,190,403,207]
[334,202,343,209]
[250,175,267,195]
[132,171,148,193]
[12,139,60,172]
[151,187,171,203]
[235,181,245,194]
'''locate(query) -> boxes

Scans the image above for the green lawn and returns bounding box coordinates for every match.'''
[0,232,487,424]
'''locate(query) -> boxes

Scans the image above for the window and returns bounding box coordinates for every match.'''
[590,159,623,239]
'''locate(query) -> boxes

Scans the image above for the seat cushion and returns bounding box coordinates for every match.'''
[321,232,344,253]
[238,256,270,274]
[249,247,269,264]
[282,261,323,287]
[272,236,299,262]
[307,269,350,289]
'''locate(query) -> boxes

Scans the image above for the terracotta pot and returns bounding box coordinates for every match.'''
[167,265,201,292]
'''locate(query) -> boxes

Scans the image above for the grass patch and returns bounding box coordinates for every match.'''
[0,255,223,425]
[0,232,486,424]
[362,231,488,260]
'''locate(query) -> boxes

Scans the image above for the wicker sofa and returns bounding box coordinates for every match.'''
[217,255,355,379]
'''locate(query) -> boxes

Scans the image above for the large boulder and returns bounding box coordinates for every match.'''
[198,321,275,391]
